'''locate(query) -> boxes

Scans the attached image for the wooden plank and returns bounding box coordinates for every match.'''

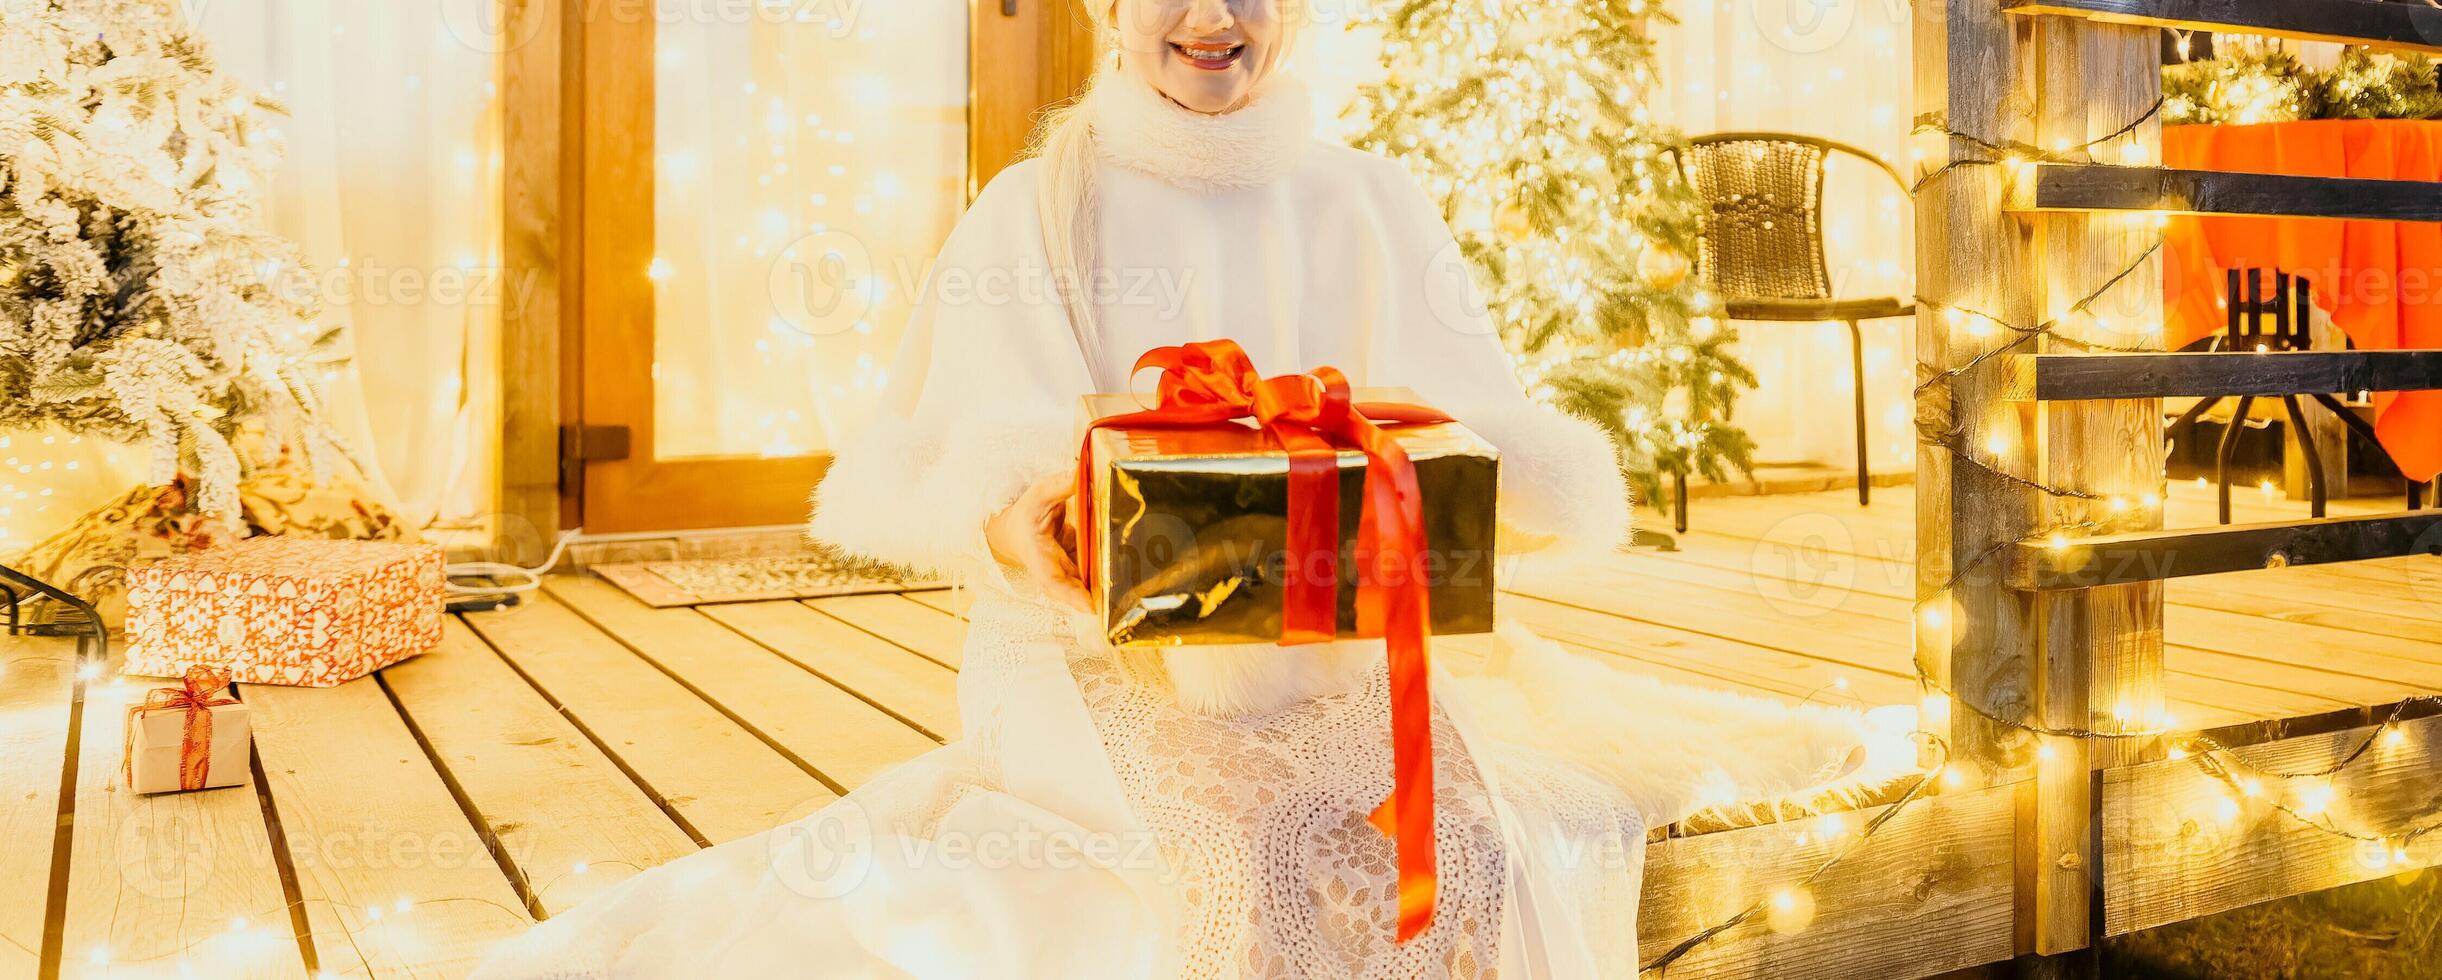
[2102,711,2442,936]
[2013,165,2442,222]
[461,592,832,845]
[1637,783,2017,979]
[61,657,304,979]
[2003,0,2442,54]
[2011,511,2442,590]
[2018,350,2442,401]
[0,634,76,977]
[699,601,960,741]
[382,619,698,916]
[245,680,531,977]
[546,577,939,791]
[1499,594,1922,708]
[803,593,969,670]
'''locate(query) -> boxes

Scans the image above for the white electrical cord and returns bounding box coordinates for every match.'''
[445,528,582,598]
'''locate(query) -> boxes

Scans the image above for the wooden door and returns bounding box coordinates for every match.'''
[564,2,1094,534]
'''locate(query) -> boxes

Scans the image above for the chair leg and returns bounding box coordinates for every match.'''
[2216,396,2255,525]
[2280,395,2326,518]
[2412,480,2431,511]
[1847,319,1871,507]
[1673,468,1691,534]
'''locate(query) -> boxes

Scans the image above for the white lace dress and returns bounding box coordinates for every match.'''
[472,70,1881,979]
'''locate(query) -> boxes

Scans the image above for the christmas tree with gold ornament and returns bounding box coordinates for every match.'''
[1345,0,1756,513]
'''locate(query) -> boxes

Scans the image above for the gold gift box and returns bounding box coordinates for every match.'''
[1081,389,1499,648]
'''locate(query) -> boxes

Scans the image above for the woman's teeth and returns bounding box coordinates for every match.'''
[1171,42,1244,69]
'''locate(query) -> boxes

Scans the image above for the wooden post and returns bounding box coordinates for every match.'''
[1916,0,2167,967]
[2029,14,2166,962]
[499,0,574,564]
[1913,0,2043,786]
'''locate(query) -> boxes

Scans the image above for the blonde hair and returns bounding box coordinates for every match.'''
[1027,1,1119,388]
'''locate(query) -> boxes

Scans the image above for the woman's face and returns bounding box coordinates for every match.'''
[1111,0,1296,114]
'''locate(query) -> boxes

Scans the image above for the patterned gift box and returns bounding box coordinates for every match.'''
[124,538,445,686]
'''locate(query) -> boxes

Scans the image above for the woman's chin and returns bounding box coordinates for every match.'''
[1153,72,1255,114]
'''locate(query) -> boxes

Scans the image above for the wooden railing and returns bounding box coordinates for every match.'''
[1918,0,2442,970]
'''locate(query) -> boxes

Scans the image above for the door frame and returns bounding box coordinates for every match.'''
[500,0,1095,540]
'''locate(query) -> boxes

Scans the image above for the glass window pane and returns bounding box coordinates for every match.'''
[652,6,968,460]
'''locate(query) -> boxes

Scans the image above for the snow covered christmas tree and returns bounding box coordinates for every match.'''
[1345,0,1756,512]
[0,0,347,518]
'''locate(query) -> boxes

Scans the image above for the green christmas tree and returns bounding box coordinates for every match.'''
[1345,0,1757,514]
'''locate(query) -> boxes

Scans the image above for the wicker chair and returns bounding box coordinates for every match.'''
[1675,133,1914,528]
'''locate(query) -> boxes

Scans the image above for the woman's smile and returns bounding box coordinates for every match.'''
[1171,39,1244,71]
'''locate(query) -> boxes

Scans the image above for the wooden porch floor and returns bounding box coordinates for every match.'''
[1,482,2434,977]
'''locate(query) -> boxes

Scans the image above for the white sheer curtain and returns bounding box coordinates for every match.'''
[1653,0,1917,473]
[192,0,504,531]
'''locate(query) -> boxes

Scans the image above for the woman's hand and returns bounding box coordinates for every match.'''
[985,471,1092,612]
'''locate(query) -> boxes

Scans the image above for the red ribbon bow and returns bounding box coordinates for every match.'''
[124,666,239,792]
[1076,338,1447,942]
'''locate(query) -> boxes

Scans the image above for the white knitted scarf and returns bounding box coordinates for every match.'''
[1084,66,1314,193]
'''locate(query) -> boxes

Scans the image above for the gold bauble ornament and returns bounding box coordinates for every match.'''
[1495,200,1533,239]
[1638,244,1690,289]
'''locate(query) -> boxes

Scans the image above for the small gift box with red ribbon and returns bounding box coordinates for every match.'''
[124,537,445,687]
[1078,341,1500,649]
[124,667,252,795]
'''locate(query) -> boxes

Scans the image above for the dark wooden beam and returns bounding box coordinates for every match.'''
[2005,0,2442,54]
[2014,350,2442,401]
[2010,512,2442,591]
[2011,165,2442,223]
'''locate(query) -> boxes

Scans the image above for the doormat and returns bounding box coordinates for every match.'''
[592,552,945,608]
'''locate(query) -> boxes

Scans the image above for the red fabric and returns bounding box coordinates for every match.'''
[2163,119,2442,481]
[1075,339,1448,942]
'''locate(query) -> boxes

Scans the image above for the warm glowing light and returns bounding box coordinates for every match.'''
[2213,794,2241,823]
[2384,728,2408,749]
[2293,780,2334,817]
[1921,693,1952,727]
[2259,479,2277,501]
[1816,813,1847,840]
[2036,742,2057,761]
[2239,777,2264,798]
[2047,532,2071,552]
